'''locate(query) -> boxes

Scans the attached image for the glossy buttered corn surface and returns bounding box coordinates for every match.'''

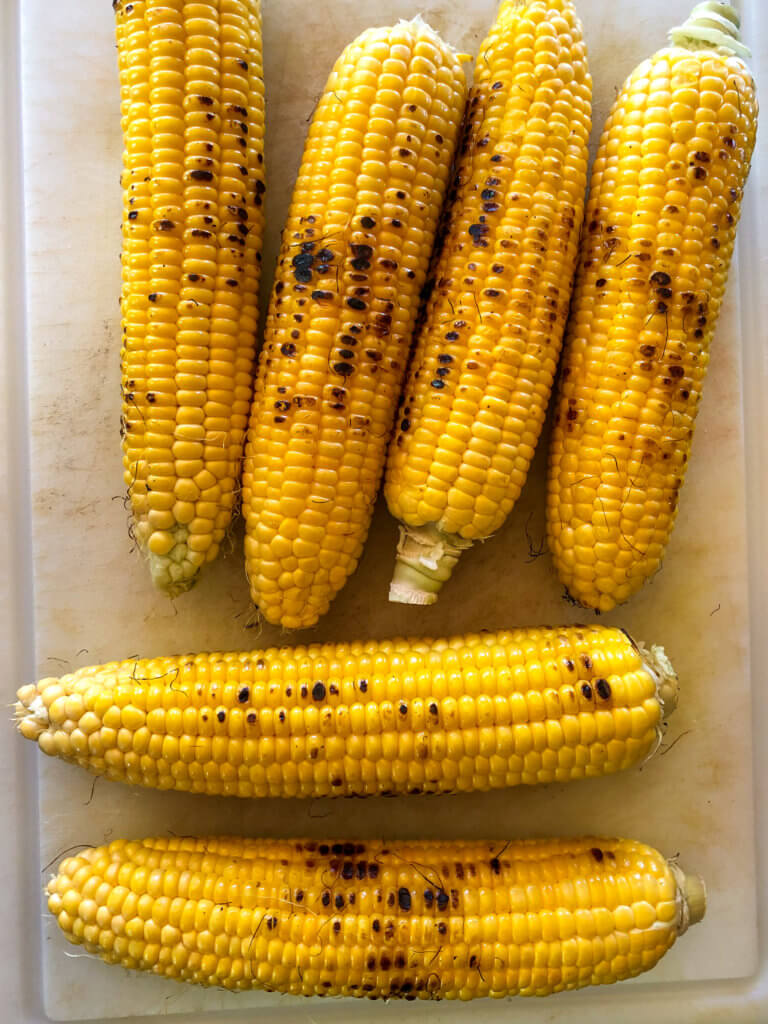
[546,0,757,611]
[241,19,468,629]
[47,835,705,998]
[385,0,592,605]
[16,626,677,799]
[117,0,265,595]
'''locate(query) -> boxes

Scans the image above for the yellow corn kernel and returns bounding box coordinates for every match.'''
[16,626,677,799]
[241,18,468,629]
[47,835,705,997]
[385,0,592,605]
[547,0,757,610]
[117,0,265,595]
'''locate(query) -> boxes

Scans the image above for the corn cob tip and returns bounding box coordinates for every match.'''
[389,524,472,605]
[682,873,707,928]
[143,525,199,598]
[670,0,751,59]
[669,861,707,934]
[14,691,49,741]
[638,642,678,717]
[392,15,452,49]
[149,562,196,599]
[392,14,471,63]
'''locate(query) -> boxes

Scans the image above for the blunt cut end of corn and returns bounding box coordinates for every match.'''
[116,0,266,596]
[389,523,472,605]
[670,1,751,59]
[46,835,704,997]
[384,0,592,605]
[16,625,676,799]
[546,0,757,612]
[241,20,467,629]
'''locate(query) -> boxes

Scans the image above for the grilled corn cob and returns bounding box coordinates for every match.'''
[47,834,705,997]
[241,19,468,629]
[117,0,266,596]
[384,0,592,605]
[547,0,757,611]
[16,625,676,798]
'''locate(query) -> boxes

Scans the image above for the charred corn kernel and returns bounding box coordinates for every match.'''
[47,835,705,997]
[16,626,677,799]
[241,18,468,629]
[116,0,266,596]
[547,0,757,611]
[384,0,591,605]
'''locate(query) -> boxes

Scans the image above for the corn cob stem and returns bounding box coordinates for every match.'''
[670,1,751,58]
[46,835,705,997]
[16,625,676,799]
[638,641,679,713]
[389,523,471,605]
[669,861,708,933]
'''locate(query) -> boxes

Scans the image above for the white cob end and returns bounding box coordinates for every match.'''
[395,14,471,64]
[670,1,751,59]
[669,860,707,935]
[14,692,50,741]
[389,524,472,606]
[638,641,679,717]
[389,581,438,606]
[144,524,200,598]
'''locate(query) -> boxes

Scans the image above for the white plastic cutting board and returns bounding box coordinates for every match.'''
[19,0,763,1020]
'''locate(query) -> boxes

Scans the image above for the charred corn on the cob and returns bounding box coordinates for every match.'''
[117,0,265,595]
[47,834,705,997]
[16,625,676,798]
[547,0,757,611]
[384,0,592,605]
[241,19,468,629]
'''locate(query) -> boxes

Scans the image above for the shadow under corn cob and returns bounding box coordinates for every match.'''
[46,834,705,997]
[384,0,592,605]
[547,0,758,611]
[241,18,468,630]
[117,0,265,595]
